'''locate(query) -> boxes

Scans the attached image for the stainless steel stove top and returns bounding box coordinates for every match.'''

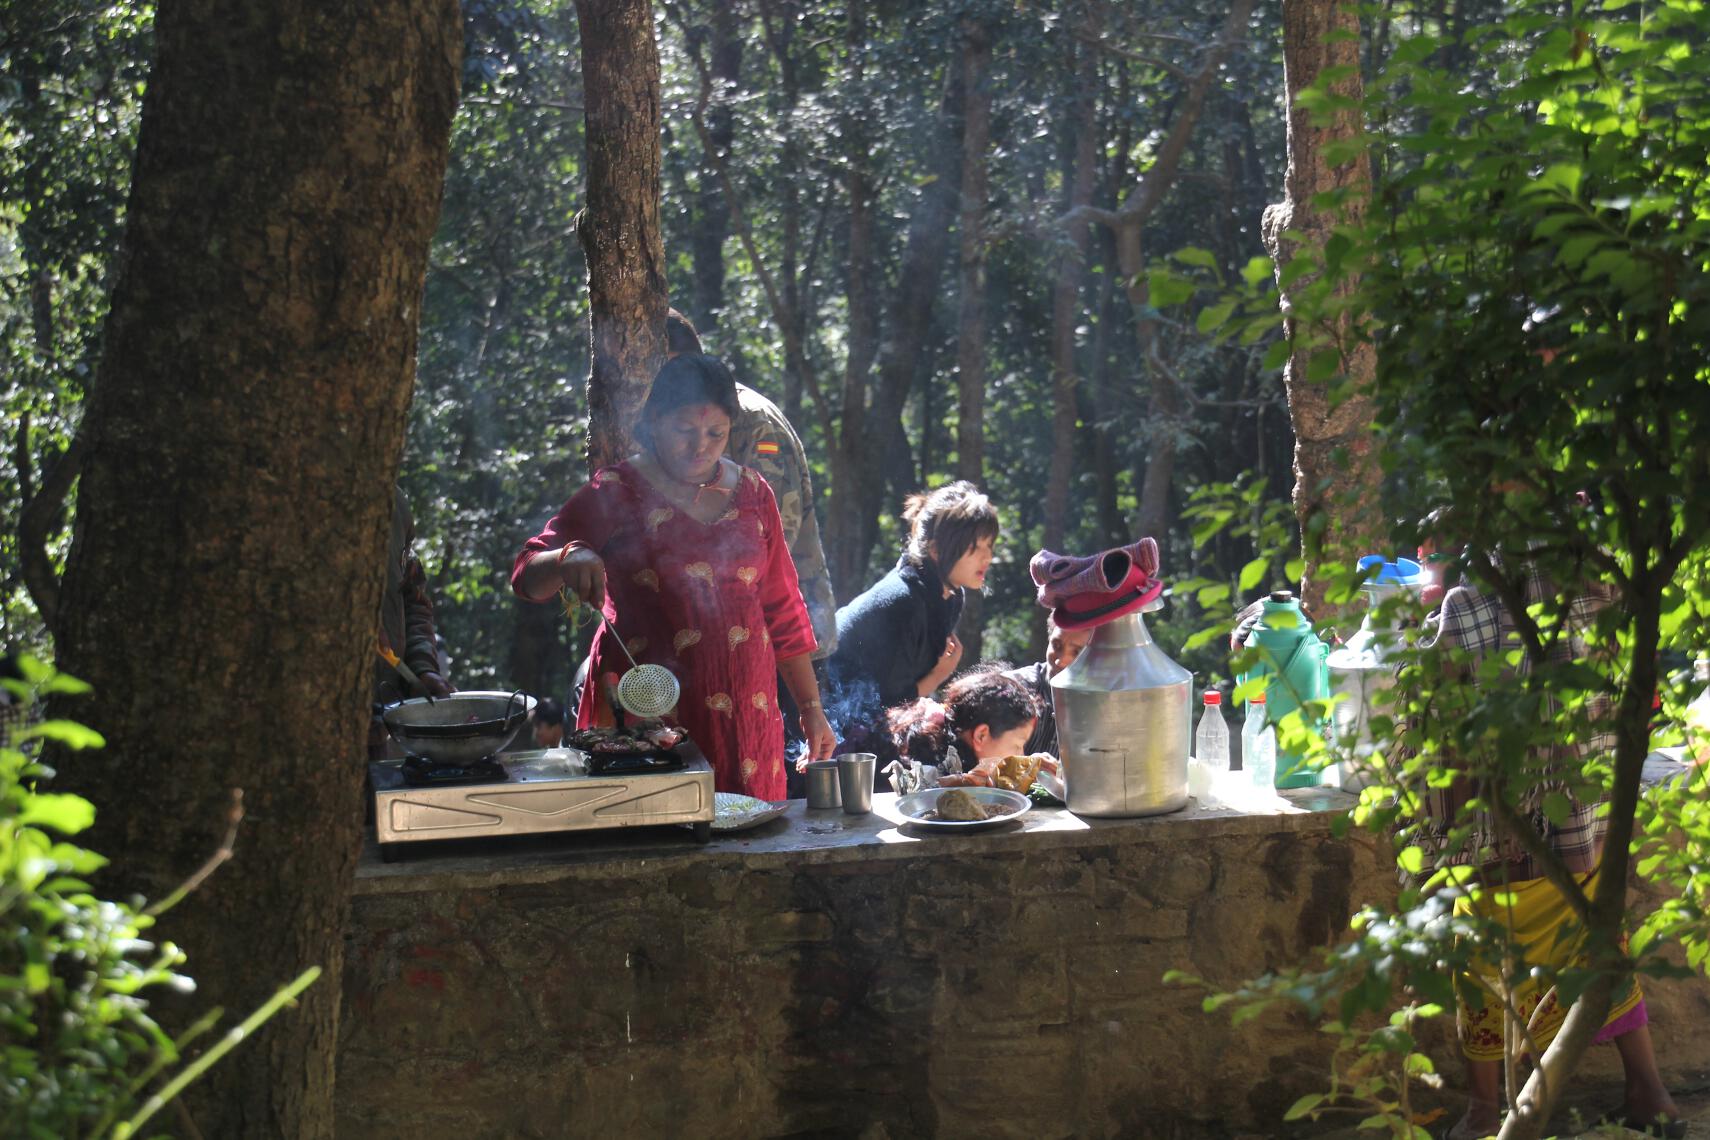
[370,746,715,856]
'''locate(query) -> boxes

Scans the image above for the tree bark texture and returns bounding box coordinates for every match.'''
[825,52,962,595]
[835,0,880,593]
[49,0,461,1135]
[954,19,991,491]
[1261,0,1380,618]
[576,0,668,473]
[689,0,742,333]
[954,19,993,664]
[1043,33,1099,555]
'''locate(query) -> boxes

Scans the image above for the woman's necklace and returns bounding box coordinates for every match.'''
[685,473,730,500]
[668,461,735,506]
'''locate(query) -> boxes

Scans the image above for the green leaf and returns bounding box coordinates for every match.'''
[1148,268,1197,308]
[1284,1093,1326,1121]
[23,720,107,750]
[1197,300,1236,335]
[17,793,97,835]
[1238,557,1271,592]
[1242,256,1275,287]
[1526,162,1582,198]
[1173,246,1220,271]
[1183,626,1225,652]
[35,673,94,697]
[1234,676,1269,703]
[1556,234,1607,265]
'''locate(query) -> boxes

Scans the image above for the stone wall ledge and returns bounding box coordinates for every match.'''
[355,784,1356,896]
[338,753,1709,1138]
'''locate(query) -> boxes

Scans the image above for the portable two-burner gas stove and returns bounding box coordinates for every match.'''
[369,743,716,860]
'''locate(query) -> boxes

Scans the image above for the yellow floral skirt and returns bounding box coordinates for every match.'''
[1454,869,1643,1062]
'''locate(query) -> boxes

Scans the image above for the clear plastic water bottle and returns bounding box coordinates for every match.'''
[1195,690,1230,775]
[1244,693,1277,789]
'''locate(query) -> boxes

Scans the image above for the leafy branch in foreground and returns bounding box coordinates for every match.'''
[1167,1,1710,1137]
[0,658,319,1138]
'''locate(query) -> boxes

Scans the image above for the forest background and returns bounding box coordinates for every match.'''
[2,0,1346,693]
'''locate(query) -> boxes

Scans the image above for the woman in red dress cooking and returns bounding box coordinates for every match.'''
[511,354,837,797]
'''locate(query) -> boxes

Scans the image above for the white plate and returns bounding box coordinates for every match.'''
[711,792,789,832]
[893,786,1032,831]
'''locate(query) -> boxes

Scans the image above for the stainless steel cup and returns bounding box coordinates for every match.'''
[804,760,842,808]
[836,753,876,815]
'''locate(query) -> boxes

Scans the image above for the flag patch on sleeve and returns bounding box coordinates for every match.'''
[755,441,781,455]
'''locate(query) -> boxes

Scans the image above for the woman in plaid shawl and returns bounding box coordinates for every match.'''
[1415,561,1680,1139]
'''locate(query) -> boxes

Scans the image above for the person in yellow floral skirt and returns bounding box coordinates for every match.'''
[1419,560,1680,1139]
[512,355,837,797]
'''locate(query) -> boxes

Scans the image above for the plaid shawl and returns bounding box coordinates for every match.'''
[1410,560,1617,879]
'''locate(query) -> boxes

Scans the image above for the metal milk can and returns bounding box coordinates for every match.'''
[1050,602,1191,817]
[1326,556,1424,790]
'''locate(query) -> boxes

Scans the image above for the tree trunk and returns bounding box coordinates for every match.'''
[576,0,668,473]
[837,0,880,589]
[954,19,991,491]
[690,0,742,334]
[1043,33,1100,554]
[756,0,808,424]
[1262,0,1379,618]
[48,0,460,1135]
[1086,256,1126,549]
[955,18,993,664]
[1079,0,1256,545]
[826,51,962,596]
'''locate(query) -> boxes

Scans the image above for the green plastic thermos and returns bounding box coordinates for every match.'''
[1240,590,1331,788]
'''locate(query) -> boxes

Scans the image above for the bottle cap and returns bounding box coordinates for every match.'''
[1203,690,1222,705]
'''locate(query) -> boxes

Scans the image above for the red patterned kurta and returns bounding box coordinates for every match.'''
[513,461,816,798]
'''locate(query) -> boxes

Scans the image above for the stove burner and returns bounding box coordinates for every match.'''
[400,753,509,787]
[587,748,686,776]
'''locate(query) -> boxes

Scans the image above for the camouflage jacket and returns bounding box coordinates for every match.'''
[375,487,446,701]
[727,383,838,659]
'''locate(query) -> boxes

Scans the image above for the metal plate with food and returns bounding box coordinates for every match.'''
[711,792,789,832]
[893,786,1032,831]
